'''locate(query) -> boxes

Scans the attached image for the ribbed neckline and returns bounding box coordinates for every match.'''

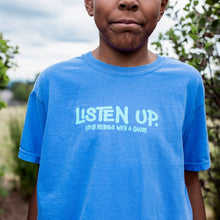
[82,52,163,77]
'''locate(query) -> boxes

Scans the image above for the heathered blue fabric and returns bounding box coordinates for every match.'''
[19,52,210,220]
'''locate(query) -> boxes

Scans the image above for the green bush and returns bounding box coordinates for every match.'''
[0,166,7,197]
[11,82,33,103]
[8,115,38,199]
[0,165,8,216]
[0,32,19,109]
[152,0,220,218]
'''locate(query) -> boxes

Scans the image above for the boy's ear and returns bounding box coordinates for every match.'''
[158,0,168,21]
[85,0,94,17]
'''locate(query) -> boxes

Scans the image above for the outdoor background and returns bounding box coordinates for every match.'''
[0,0,219,219]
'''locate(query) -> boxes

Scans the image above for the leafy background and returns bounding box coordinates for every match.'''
[0,0,219,219]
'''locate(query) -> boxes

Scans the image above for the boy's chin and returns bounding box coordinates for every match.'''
[100,33,148,54]
[110,43,145,53]
[117,47,141,53]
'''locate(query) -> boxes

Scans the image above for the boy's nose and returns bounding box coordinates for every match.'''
[118,0,139,11]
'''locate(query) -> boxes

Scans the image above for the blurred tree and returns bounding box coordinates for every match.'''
[11,81,34,103]
[9,115,38,199]
[152,0,220,218]
[0,165,8,216]
[0,33,19,109]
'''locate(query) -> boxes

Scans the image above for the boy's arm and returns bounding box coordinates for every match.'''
[27,167,39,220]
[27,183,38,220]
[184,171,206,220]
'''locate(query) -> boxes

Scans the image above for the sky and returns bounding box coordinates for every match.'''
[0,0,185,81]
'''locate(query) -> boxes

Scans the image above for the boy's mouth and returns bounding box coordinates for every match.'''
[111,19,143,27]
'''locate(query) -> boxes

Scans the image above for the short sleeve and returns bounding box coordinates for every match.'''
[18,90,46,164]
[183,81,211,171]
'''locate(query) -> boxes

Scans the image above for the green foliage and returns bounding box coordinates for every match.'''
[0,166,8,197]
[0,100,7,109]
[0,165,8,216]
[8,115,38,199]
[152,0,220,218]
[11,81,34,103]
[0,33,19,109]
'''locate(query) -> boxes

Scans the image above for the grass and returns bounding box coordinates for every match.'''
[0,106,26,176]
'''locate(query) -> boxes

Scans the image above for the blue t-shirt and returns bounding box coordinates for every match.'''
[19,52,210,220]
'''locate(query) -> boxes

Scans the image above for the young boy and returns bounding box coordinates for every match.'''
[19,0,210,219]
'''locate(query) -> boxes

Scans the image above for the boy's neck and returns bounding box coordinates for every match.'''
[92,41,157,67]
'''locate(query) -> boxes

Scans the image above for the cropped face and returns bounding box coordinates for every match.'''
[85,0,168,52]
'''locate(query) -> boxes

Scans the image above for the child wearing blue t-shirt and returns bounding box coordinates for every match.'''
[19,0,210,219]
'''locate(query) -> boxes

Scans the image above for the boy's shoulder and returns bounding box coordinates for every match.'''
[160,55,203,84]
[34,53,87,86]
[41,54,86,78]
[161,56,199,74]
[32,53,89,96]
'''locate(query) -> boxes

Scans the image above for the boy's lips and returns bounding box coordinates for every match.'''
[110,19,143,28]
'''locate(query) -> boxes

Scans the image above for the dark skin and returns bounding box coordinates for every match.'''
[27,183,37,220]
[27,166,38,220]
[85,0,167,67]
[184,171,206,220]
[27,0,207,219]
